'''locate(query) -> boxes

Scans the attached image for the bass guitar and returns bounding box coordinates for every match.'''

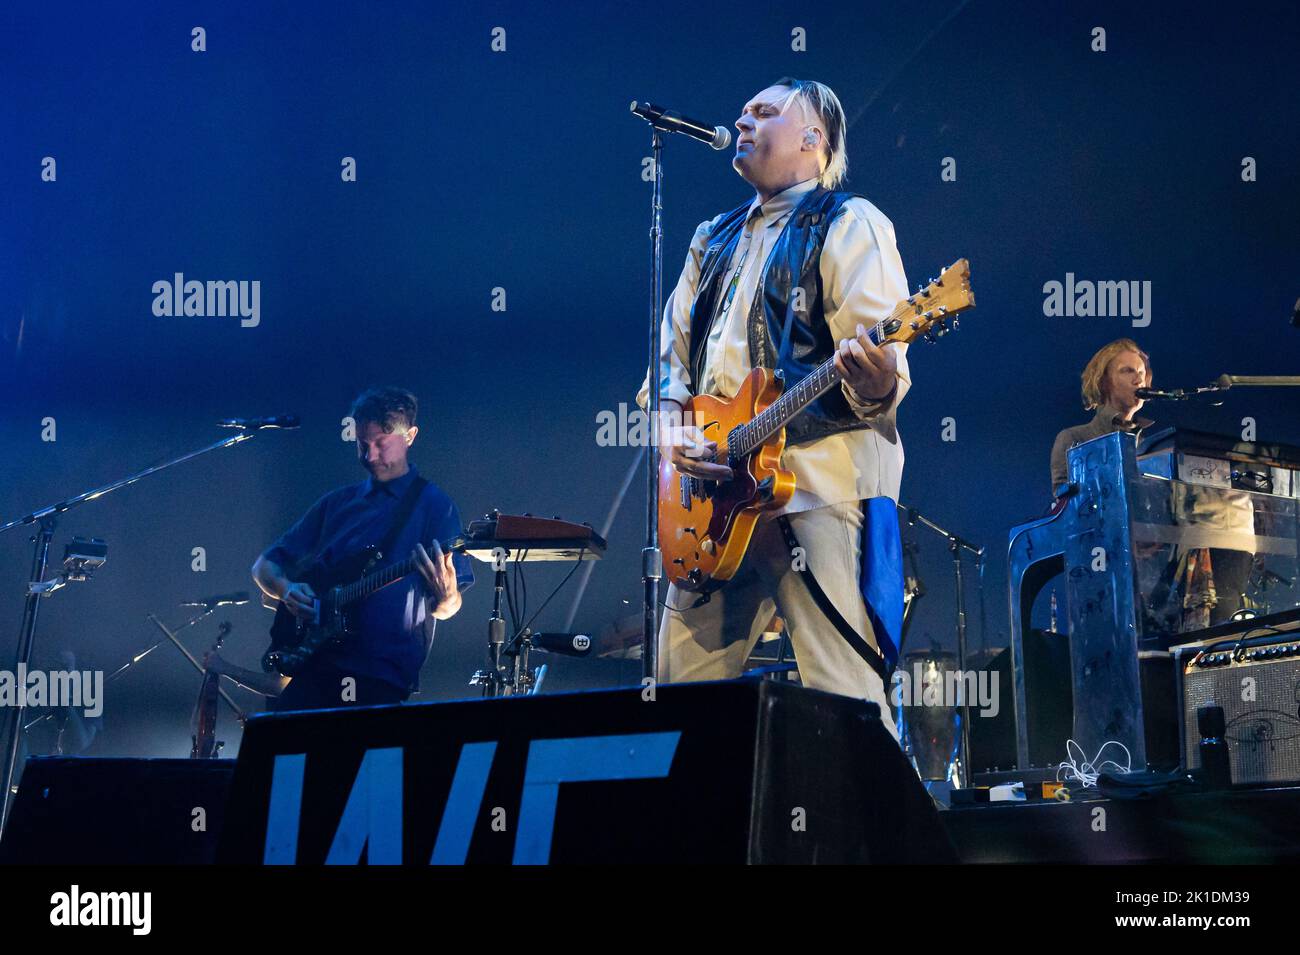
[262,538,459,677]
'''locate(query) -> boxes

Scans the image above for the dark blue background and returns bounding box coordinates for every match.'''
[2,0,1298,756]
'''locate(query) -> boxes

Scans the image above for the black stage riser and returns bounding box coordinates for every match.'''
[0,757,235,865]
[219,680,955,864]
[943,787,1300,864]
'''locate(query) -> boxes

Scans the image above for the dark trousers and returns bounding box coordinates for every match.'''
[271,662,409,713]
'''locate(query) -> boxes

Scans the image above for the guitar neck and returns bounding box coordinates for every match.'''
[730,316,892,459]
[330,533,466,609]
[336,555,419,608]
[338,540,454,608]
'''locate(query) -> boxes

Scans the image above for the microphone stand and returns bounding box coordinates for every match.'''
[629,106,730,678]
[640,126,666,680]
[25,592,250,724]
[899,503,984,788]
[1137,374,1300,404]
[0,430,260,836]
[1214,374,1300,390]
[147,613,247,723]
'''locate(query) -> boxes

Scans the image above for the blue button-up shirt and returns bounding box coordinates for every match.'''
[262,467,474,691]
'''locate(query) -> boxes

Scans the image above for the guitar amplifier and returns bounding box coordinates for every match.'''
[1178,626,1300,785]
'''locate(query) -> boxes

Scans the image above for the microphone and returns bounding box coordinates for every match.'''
[218,414,301,430]
[181,591,251,608]
[529,632,593,657]
[630,101,731,150]
[1135,387,1222,401]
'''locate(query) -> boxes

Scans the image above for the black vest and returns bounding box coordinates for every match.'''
[688,185,869,446]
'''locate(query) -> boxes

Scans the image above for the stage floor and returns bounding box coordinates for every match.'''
[941,783,1300,864]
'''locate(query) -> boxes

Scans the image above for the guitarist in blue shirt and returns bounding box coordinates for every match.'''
[206,386,474,711]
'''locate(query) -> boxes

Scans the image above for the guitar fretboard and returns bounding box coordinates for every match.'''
[336,553,421,608]
[728,314,894,460]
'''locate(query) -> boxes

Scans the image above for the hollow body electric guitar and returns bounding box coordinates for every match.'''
[262,537,459,677]
[659,259,975,593]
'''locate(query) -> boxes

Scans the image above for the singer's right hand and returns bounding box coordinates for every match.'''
[282,581,317,619]
[670,430,734,481]
[657,399,732,480]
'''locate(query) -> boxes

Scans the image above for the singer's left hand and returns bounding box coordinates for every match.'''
[835,323,897,403]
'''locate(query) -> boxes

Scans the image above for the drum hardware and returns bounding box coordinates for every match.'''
[461,511,606,698]
[744,615,799,682]
[896,648,964,789]
[900,539,925,652]
[896,503,986,792]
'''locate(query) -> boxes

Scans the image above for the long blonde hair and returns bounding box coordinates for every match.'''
[1080,339,1151,410]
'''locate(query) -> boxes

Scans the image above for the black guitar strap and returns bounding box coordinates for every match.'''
[776,513,889,685]
[374,476,429,561]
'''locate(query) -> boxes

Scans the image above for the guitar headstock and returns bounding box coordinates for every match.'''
[877,258,974,346]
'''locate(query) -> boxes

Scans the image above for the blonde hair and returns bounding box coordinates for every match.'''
[771,77,848,189]
[1080,339,1151,410]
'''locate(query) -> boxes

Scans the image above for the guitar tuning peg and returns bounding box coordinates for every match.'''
[952,317,961,330]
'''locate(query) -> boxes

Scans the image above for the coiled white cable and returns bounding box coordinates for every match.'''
[1056,738,1132,788]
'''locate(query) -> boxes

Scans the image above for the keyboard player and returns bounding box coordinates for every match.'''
[1049,338,1153,495]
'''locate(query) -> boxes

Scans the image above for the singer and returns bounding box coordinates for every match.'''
[636,78,909,733]
[1048,341,1258,626]
[1049,338,1153,494]
[205,386,474,710]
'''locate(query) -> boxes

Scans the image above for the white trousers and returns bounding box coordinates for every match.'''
[658,501,898,740]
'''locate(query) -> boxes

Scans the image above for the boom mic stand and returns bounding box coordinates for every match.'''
[21,599,241,735]
[1137,374,1300,404]
[1213,373,1300,391]
[0,428,267,836]
[147,612,247,724]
